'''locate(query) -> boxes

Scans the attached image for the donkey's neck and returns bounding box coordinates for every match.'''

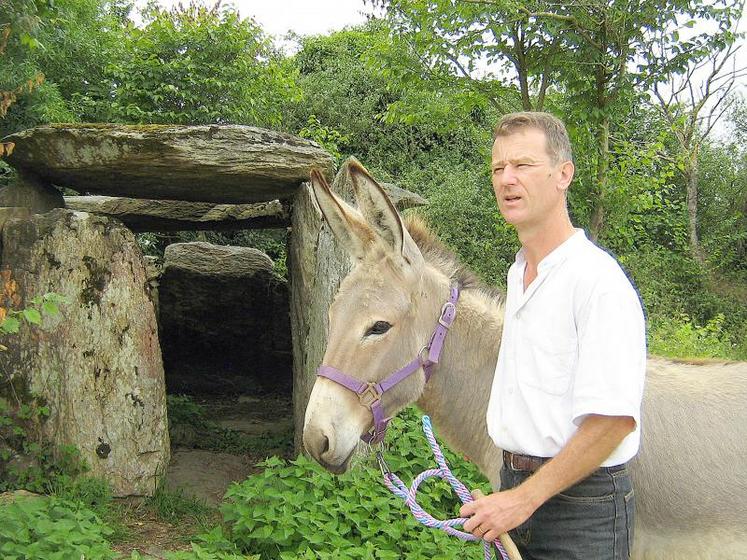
[415,277,505,488]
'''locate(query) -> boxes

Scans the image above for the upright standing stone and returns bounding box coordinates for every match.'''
[288,168,354,451]
[0,209,169,496]
[158,242,291,395]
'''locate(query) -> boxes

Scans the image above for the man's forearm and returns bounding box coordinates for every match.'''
[518,414,636,509]
[461,414,636,539]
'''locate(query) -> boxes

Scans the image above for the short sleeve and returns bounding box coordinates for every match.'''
[571,285,646,427]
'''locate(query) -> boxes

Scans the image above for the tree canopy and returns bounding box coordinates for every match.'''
[1,0,745,359]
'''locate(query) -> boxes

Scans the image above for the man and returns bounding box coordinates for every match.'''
[460,112,646,559]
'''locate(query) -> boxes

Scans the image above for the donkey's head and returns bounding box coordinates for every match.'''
[302,162,448,474]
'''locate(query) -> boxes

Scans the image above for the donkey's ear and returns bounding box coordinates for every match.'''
[309,168,375,261]
[347,161,423,266]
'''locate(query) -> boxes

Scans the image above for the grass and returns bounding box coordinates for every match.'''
[145,484,214,525]
[648,312,745,361]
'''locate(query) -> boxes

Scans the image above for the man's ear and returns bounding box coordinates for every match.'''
[557,160,575,193]
[309,168,375,261]
[346,160,423,267]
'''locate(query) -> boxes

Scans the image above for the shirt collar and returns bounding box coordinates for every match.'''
[515,229,587,272]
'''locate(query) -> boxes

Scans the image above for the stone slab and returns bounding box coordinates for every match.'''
[159,242,291,395]
[2,124,336,204]
[380,182,428,210]
[64,196,290,232]
[0,207,32,234]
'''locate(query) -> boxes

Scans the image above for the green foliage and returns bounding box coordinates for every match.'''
[398,157,516,287]
[0,495,117,560]
[0,0,51,121]
[648,313,743,360]
[0,292,69,335]
[167,394,209,429]
[0,0,123,139]
[298,114,349,163]
[622,248,734,323]
[373,0,743,241]
[697,140,747,274]
[81,2,299,126]
[287,23,392,157]
[221,407,487,559]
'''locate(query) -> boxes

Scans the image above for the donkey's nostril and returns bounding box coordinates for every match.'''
[321,435,330,455]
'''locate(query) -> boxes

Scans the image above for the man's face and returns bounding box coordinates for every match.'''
[491,128,573,231]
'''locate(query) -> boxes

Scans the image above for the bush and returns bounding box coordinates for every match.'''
[619,247,747,360]
[221,407,488,559]
[649,313,744,361]
[392,155,517,288]
[0,495,117,560]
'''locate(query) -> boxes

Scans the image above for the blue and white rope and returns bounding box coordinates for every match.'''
[378,415,509,560]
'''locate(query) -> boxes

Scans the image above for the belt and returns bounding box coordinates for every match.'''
[503,450,549,473]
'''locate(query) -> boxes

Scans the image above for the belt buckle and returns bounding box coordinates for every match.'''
[509,452,521,471]
[506,450,534,472]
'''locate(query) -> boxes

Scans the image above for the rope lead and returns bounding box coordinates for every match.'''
[379,415,509,560]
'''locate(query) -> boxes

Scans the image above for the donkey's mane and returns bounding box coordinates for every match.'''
[403,214,504,303]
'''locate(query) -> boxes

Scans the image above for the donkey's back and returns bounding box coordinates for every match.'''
[631,358,747,559]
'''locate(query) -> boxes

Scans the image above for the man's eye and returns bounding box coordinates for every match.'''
[365,321,392,336]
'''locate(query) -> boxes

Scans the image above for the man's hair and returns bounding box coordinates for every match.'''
[493,112,573,164]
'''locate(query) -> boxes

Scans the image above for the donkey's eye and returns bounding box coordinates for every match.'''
[365,321,392,336]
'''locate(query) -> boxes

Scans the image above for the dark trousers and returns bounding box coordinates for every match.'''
[500,462,635,560]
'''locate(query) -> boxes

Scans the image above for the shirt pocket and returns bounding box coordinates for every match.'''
[521,331,576,396]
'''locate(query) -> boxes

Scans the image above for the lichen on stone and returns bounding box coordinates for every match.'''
[80,255,110,307]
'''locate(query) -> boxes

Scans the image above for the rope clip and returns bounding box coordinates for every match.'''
[376,450,391,476]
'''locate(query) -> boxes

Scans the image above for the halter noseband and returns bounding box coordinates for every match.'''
[316,286,460,444]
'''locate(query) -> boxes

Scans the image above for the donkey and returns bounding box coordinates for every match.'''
[302,161,747,559]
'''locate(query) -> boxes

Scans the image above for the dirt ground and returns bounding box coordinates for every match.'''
[111,508,202,558]
[165,393,295,505]
[112,392,295,557]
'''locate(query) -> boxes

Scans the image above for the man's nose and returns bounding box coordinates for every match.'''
[499,165,518,186]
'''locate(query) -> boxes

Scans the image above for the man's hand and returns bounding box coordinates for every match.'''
[461,414,636,543]
[460,487,539,543]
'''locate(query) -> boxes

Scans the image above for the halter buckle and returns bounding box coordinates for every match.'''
[358,382,382,408]
[438,301,456,328]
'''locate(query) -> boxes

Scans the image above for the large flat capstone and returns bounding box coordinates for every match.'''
[2,124,336,204]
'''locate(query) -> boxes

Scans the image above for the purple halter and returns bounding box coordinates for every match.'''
[316,286,460,444]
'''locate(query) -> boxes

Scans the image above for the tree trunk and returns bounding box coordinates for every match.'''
[511,26,534,111]
[589,115,609,242]
[685,146,705,264]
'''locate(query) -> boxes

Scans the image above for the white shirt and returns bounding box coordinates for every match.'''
[486,229,646,466]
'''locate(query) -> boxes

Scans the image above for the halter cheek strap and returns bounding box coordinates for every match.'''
[317,286,460,444]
